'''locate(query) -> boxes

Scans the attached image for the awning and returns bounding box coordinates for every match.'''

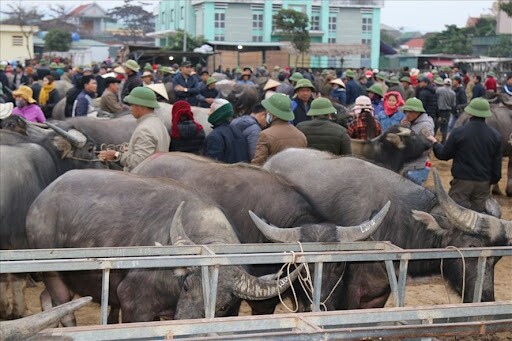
[428,59,453,67]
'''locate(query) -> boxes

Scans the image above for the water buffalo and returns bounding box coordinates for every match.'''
[264,148,509,309]
[0,122,104,320]
[132,152,390,313]
[454,97,512,196]
[350,126,432,173]
[25,170,300,324]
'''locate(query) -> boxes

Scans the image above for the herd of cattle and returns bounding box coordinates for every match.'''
[0,94,511,337]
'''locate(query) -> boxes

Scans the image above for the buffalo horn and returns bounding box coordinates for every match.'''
[45,122,84,148]
[0,297,92,341]
[433,168,512,244]
[248,211,301,243]
[233,264,304,300]
[169,201,195,246]
[336,200,391,241]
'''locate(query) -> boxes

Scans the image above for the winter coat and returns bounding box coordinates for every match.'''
[401,113,434,173]
[231,115,263,160]
[375,110,405,132]
[416,84,438,117]
[203,122,249,164]
[292,98,312,126]
[169,120,205,154]
[296,117,351,155]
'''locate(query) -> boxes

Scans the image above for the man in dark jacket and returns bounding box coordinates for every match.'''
[416,77,438,121]
[472,75,485,99]
[174,60,200,106]
[448,76,467,133]
[121,59,142,100]
[427,98,502,212]
[231,103,267,160]
[291,78,315,125]
[345,70,361,105]
[203,99,249,163]
[296,97,351,155]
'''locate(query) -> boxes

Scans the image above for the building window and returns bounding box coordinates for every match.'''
[12,35,23,46]
[311,8,320,31]
[214,11,225,41]
[328,15,336,32]
[272,4,282,32]
[161,10,165,25]
[328,13,336,43]
[362,38,371,45]
[170,9,174,22]
[362,17,372,33]
[328,37,336,43]
[181,6,184,20]
[252,11,263,42]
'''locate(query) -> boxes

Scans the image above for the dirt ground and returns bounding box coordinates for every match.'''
[17,156,512,339]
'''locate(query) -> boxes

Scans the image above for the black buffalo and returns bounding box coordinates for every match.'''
[25,170,300,324]
[264,148,509,309]
[132,152,390,313]
[0,121,103,320]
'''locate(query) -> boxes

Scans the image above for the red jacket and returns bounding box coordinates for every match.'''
[484,77,497,91]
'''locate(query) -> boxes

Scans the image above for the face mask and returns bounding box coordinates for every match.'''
[265,113,272,125]
[15,99,27,108]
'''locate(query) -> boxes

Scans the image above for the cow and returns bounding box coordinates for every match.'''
[350,126,432,173]
[132,152,390,313]
[454,96,512,197]
[263,148,509,309]
[0,121,104,320]
[25,170,301,325]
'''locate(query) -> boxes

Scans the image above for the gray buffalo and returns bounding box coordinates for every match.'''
[0,121,104,320]
[350,126,432,173]
[132,152,390,313]
[264,148,509,309]
[454,97,512,196]
[25,170,301,324]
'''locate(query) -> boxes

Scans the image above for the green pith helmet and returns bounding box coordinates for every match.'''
[289,72,304,82]
[294,78,315,91]
[307,98,336,116]
[400,76,411,83]
[123,59,140,72]
[388,76,400,84]
[206,77,217,86]
[261,93,295,121]
[367,84,384,97]
[144,63,153,71]
[402,97,425,113]
[464,98,492,118]
[124,87,160,109]
[49,62,59,69]
[434,77,444,86]
[345,69,356,78]
[376,72,388,81]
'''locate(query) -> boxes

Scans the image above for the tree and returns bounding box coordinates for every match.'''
[423,25,473,55]
[273,9,310,66]
[0,4,43,60]
[499,0,512,17]
[163,30,207,51]
[108,0,155,44]
[489,35,512,57]
[44,29,72,53]
[381,31,399,48]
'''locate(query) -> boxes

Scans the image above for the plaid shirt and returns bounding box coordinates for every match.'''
[347,114,382,140]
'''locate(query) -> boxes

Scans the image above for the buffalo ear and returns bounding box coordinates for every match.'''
[385,133,405,149]
[173,267,191,277]
[411,210,447,235]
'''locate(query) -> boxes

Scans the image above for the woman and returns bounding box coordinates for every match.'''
[39,75,60,118]
[375,91,405,132]
[12,85,46,123]
[169,100,205,154]
[347,95,381,140]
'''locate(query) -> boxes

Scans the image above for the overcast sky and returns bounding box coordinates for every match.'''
[1,0,496,33]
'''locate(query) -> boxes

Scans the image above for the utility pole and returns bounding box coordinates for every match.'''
[183,0,188,61]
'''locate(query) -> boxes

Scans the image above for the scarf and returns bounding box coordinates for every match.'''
[383,91,405,116]
[39,82,56,106]
[171,101,203,139]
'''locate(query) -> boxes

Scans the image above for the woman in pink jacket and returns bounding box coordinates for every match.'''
[12,85,46,123]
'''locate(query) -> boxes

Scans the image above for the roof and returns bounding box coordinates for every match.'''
[33,36,108,48]
[68,3,109,18]
[69,4,89,16]
[403,38,425,49]
[466,17,479,27]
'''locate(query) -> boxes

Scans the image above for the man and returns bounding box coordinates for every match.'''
[73,75,97,117]
[448,76,468,133]
[387,76,404,99]
[237,69,255,85]
[400,97,434,186]
[427,98,502,212]
[291,79,315,125]
[173,60,200,106]
[99,87,170,171]
[472,75,485,99]
[436,78,456,144]
[12,64,28,89]
[231,103,267,160]
[503,74,512,95]
[484,72,497,93]
[345,70,360,105]
[251,93,307,166]
[197,77,218,108]
[203,98,249,163]
[416,76,438,123]
[296,97,351,155]
[100,77,127,114]
[400,76,415,101]
[197,70,209,88]
[141,71,154,86]
[375,72,389,94]
[121,59,142,99]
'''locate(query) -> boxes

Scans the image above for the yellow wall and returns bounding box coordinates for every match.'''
[0,25,38,62]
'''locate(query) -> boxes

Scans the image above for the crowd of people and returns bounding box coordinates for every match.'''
[1,57,507,212]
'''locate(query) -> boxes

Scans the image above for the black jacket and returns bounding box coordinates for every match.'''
[41,88,60,118]
[296,117,352,155]
[432,117,502,184]
[122,73,142,99]
[169,120,205,154]
[453,86,467,113]
[292,98,312,126]
[416,84,438,117]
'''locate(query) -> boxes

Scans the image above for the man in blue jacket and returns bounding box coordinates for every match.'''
[174,61,200,106]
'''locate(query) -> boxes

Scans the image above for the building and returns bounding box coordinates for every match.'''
[150,0,383,69]
[0,25,39,62]
[496,1,512,34]
[400,38,425,56]
[66,3,114,37]
[33,36,112,66]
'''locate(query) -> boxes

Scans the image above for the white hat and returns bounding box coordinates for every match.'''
[330,78,345,88]
[0,102,14,119]
[102,72,117,79]
[146,83,169,101]
[443,78,452,85]
[113,66,125,74]
[263,79,281,91]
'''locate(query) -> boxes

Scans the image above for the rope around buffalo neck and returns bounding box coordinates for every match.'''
[440,245,466,304]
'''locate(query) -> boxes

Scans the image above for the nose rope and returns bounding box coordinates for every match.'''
[440,245,466,304]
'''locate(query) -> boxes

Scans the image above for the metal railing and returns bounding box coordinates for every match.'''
[1,242,511,326]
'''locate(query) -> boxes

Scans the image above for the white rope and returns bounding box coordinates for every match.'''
[440,245,466,304]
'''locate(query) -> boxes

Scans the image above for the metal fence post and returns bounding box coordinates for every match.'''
[101,267,110,325]
[312,262,323,312]
[472,256,487,303]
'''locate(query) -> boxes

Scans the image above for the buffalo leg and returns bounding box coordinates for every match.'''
[0,273,13,319]
[107,307,120,324]
[42,272,76,327]
[11,273,31,318]
[507,156,512,197]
